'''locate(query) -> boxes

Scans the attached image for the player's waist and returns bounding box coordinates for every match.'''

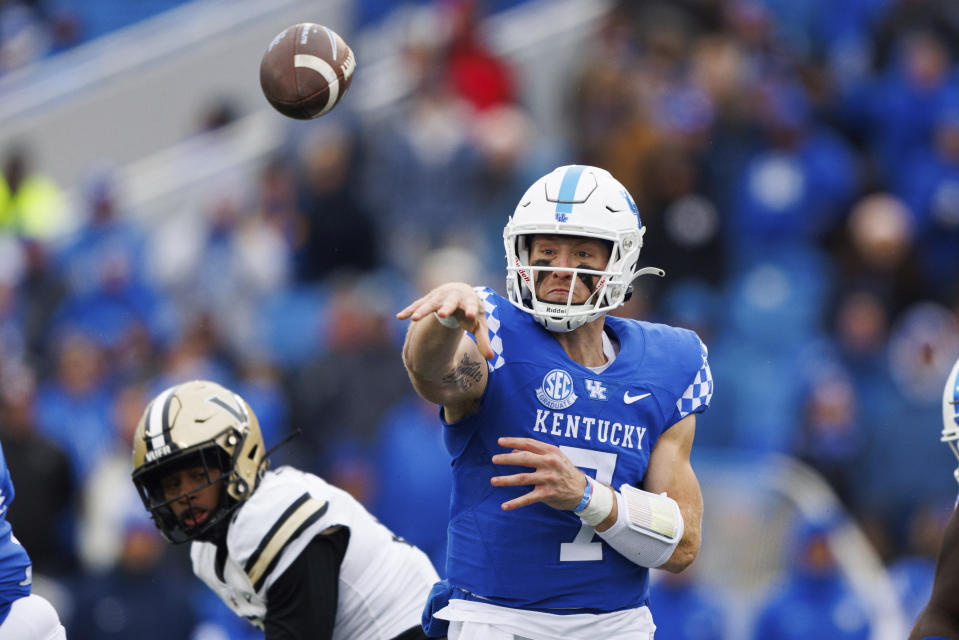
[451,587,649,616]
[446,540,650,613]
[435,592,657,640]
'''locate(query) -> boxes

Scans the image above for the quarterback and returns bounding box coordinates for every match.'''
[909,355,959,640]
[131,380,440,640]
[0,440,66,640]
[398,165,713,639]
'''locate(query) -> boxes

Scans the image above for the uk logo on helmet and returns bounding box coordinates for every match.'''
[536,369,578,410]
[553,165,586,223]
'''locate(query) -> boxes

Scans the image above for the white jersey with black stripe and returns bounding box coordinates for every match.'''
[191,466,439,639]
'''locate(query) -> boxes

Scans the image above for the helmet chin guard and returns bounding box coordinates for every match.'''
[504,165,663,333]
[941,357,959,484]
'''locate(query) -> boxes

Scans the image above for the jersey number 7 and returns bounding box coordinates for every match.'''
[559,446,617,562]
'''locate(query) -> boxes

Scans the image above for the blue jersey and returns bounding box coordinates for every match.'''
[443,289,712,613]
[0,441,31,624]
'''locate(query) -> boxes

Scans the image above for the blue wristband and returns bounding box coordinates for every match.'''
[572,476,593,513]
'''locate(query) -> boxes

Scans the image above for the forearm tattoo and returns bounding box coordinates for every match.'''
[442,353,483,391]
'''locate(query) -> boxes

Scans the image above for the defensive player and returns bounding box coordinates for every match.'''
[131,380,440,640]
[909,355,959,640]
[0,440,67,640]
[398,165,712,639]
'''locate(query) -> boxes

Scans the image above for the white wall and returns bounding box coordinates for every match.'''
[0,0,350,189]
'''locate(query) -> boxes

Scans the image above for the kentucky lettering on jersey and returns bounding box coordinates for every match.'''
[531,409,648,450]
[442,288,712,614]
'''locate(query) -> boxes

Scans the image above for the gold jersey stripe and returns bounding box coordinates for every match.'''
[246,495,328,590]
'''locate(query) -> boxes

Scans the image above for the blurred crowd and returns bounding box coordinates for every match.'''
[0,0,195,73]
[2,0,959,638]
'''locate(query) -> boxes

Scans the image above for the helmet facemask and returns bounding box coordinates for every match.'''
[133,436,243,544]
[506,230,643,332]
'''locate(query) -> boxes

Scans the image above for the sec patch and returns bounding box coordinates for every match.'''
[536,369,577,410]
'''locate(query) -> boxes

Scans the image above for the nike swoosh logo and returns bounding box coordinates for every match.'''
[623,392,651,404]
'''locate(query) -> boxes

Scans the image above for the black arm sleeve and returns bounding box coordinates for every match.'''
[263,525,351,640]
[910,506,959,640]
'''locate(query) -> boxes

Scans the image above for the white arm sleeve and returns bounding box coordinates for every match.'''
[595,484,685,568]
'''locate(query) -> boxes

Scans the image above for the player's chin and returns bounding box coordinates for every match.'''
[541,294,590,306]
[540,291,573,304]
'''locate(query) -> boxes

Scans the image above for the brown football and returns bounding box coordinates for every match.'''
[259,23,356,120]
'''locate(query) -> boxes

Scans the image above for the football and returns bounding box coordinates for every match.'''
[259,23,356,120]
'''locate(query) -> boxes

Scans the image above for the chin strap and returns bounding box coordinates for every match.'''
[195,512,232,544]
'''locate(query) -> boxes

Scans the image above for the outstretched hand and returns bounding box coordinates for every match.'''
[396,282,495,360]
[490,437,588,511]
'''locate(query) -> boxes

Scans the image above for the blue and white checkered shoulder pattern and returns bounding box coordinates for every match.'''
[475,287,505,371]
[676,342,713,419]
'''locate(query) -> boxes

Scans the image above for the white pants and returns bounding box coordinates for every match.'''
[438,599,656,640]
[0,594,67,640]
[448,621,532,640]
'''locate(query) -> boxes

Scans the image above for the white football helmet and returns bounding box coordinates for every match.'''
[942,356,959,483]
[503,165,663,332]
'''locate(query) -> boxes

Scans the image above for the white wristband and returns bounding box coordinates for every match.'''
[577,477,614,527]
[433,311,460,329]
